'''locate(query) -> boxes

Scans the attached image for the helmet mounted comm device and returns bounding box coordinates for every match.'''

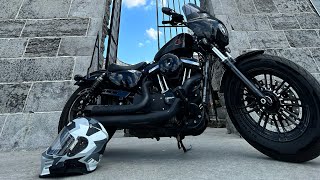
[39,117,109,178]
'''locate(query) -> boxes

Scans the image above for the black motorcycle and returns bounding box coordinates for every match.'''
[59,4,320,162]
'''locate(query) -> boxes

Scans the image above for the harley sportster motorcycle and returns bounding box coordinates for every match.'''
[59,4,320,162]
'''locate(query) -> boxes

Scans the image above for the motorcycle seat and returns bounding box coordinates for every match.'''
[108,62,147,72]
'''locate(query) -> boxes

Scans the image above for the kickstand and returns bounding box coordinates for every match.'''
[177,135,192,153]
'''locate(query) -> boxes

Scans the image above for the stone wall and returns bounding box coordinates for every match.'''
[0,0,111,151]
[203,0,320,133]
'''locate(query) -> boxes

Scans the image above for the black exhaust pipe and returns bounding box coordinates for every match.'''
[91,99,180,128]
[84,81,152,115]
[90,74,202,128]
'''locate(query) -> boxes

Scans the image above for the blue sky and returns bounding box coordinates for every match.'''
[104,0,200,65]
[104,0,160,65]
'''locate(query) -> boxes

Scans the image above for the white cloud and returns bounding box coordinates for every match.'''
[144,0,156,10]
[160,0,166,7]
[123,0,146,8]
[138,43,144,47]
[144,0,167,10]
[145,40,151,44]
[146,28,162,40]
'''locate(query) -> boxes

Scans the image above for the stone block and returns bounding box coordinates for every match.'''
[296,13,320,29]
[235,0,258,14]
[228,31,251,50]
[0,83,31,114]
[0,38,28,58]
[274,48,319,73]
[312,74,320,83]
[248,31,289,49]
[58,36,96,56]
[24,81,76,113]
[87,18,103,36]
[206,0,223,15]
[218,93,225,106]
[220,0,240,15]
[22,18,89,37]
[229,49,242,58]
[21,112,60,149]
[73,56,92,76]
[211,59,225,91]
[273,0,313,13]
[229,15,272,31]
[24,38,61,57]
[0,57,74,83]
[17,0,71,19]
[0,114,29,150]
[253,0,278,13]
[217,107,228,119]
[0,0,24,19]
[309,48,320,70]
[0,20,25,38]
[285,30,320,48]
[268,14,300,30]
[69,0,106,18]
[226,115,239,135]
[264,49,279,56]
[0,112,60,150]
[0,115,8,136]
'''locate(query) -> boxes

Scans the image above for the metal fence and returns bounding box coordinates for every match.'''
[156,0,200,49]
[106,0,123,68]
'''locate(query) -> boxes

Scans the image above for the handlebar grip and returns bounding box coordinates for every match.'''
[162,21,171,24]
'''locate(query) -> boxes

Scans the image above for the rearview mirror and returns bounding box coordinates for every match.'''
[162,7,174,15]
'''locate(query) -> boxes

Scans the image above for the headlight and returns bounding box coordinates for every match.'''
[218,23,228,37]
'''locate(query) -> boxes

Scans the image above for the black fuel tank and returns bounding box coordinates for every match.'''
[154,33,193,62]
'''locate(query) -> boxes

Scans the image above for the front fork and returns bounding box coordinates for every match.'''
[211,46,272,105]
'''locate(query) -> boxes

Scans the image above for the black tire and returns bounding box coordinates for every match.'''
[59,86,116,141]
[224,54,320,163]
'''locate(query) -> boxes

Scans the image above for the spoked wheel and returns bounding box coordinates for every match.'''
[59,87,116,141]
[243,73,309,142]
[224,54,320,163]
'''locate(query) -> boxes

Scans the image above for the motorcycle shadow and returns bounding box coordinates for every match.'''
[101,138,320,167]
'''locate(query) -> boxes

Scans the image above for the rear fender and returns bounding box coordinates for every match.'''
[74,70,107,87]
[220,50,264,93]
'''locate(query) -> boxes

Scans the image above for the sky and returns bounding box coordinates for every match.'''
[104,0,160,65]
[103,0,200,65]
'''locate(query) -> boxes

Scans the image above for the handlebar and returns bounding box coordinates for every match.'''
[162,21,171,25]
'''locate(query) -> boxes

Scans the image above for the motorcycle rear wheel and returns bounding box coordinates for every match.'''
[58,87,117,141]
[224,54,320,163]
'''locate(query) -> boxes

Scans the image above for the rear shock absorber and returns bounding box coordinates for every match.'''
[83,72,108,102]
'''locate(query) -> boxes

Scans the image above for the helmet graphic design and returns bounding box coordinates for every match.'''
[40,117,109,178]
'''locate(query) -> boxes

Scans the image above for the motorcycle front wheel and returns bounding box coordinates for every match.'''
[224,54,320,163]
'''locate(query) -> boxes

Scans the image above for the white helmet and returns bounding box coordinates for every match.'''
[40,117,109,178]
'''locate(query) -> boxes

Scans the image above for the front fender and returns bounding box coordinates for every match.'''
[219,50,264,93]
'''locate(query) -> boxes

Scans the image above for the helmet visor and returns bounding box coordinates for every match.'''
[47,128,75,156]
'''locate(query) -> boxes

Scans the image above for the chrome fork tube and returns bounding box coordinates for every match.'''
[203,60,209,103]
[211,46,271,104]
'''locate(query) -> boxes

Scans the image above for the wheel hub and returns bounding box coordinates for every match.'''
[260,91,281,114]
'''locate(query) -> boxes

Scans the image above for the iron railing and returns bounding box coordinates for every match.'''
[156,0,200,50]
[106,0,123,69]
[87,33,101,78]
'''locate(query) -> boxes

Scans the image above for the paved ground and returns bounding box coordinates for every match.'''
[0,128,320,180]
